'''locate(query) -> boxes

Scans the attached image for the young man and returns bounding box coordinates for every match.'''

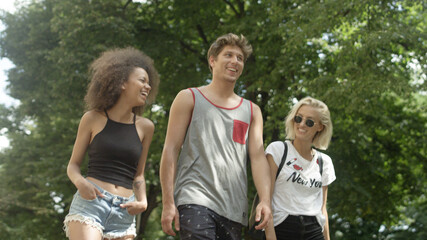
[160,33,272,239]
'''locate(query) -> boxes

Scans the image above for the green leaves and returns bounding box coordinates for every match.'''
[0,0,425,238]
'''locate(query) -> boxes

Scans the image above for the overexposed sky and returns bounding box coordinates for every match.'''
[0,0,19,107]
[0,0,16,13]
[0,0,20,149]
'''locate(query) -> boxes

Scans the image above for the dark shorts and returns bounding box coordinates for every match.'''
[178,204,242,240]
[275,215,324,240]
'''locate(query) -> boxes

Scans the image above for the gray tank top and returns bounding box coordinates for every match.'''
[174,88,253,225]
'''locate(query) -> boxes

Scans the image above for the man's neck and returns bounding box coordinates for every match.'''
[207,76,237,98]
[199,80,242,109]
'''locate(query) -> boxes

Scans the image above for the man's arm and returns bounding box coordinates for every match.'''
[160,89,194,236]
[248,103,272,230]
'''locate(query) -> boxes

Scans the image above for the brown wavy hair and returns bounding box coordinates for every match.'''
[84,47,159,115]
[207,33,253,72]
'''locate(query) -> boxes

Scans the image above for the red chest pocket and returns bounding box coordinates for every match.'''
[233,120,249,144]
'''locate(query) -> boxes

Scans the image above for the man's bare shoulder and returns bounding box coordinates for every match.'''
[173,88,196,107]
[247,101,262,116]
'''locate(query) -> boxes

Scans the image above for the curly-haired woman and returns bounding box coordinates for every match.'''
[63,47,159,240]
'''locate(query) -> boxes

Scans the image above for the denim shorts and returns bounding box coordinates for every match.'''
[63,181,136,239]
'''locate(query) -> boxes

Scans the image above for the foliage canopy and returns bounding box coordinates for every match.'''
[0,0,425,239]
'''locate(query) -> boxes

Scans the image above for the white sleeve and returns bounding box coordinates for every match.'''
[321,153,336,186]
[265,141,286,167]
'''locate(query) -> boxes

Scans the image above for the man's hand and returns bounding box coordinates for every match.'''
[161,204,180,236]
[254,200,272,230]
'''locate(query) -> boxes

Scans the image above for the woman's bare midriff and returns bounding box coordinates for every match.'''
[87,177,133,198]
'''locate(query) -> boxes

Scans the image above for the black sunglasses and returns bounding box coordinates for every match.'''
[294,115,315,127]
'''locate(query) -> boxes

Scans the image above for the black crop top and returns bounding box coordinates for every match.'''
[87,111,142,189]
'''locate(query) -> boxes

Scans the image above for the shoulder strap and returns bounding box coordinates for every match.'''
[318,152,323,176]
[188,88,196,103]
[249,101,253,126]
[275,141,288,180]
[104,109,110,119]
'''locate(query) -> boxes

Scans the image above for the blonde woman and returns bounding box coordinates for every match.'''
[265,97,336,240]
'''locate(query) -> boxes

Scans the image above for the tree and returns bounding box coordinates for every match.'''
[0,0,425,239]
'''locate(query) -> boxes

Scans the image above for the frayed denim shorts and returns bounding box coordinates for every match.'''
[63,180,136,239]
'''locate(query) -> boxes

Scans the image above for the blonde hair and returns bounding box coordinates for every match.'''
[285,97,333,150]
[207,33,253,72]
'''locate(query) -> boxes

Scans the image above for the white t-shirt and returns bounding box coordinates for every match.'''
[265,140,336,230]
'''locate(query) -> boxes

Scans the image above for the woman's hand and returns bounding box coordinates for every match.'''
[120,199,148,215]
[76,178,104,200]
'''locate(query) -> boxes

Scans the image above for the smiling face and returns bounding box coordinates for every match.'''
[122,67,151,107]
[293,105,324,142]
[209,45,244,83]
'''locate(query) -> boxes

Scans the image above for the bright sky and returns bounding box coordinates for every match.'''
[0,0,20,149]
[0,0,19,107]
